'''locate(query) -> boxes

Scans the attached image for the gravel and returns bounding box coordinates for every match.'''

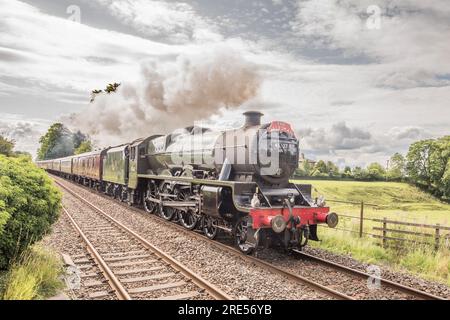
[302,246,450,299]
[52,177,332,300]
[256,249,422,299]
[50,176,450,300]
[41,209,115,300]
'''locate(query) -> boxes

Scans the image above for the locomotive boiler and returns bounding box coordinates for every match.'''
[37,111,338,254]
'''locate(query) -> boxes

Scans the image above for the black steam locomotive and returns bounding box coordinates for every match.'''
[37,111,338,254]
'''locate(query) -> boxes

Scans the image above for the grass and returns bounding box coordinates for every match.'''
[310,230,450,286]
[294,180,450,224]
[292,179,450,287]
[1,245,64,300]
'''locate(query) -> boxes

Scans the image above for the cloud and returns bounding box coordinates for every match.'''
[0,0,181,93]
[387,126,430,141]
[0,118,46,155]
[92,0,222,43]
[297,122,435,167]
[0,121,37,139]
[0,0,449,167]
[291,0,450,87]
[298,122,372,151]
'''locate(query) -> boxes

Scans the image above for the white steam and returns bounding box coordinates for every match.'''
[69,48,261,147]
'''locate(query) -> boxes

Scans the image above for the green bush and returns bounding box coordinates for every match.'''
[0,155,61,269]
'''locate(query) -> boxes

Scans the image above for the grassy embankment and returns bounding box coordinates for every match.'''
[0,245,63,300]
[292,179,450,286]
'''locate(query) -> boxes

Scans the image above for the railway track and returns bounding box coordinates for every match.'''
[55,177,350,300]
[53,176,448,300]
[61,189,231,300]
[292,250,446,301]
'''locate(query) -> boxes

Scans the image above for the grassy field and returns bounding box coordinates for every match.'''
[294,180,450,224]
[291,179,450,286]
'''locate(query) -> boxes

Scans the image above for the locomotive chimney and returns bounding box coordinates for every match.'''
[243,111,264,127]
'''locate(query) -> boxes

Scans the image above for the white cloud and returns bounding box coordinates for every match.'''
[93,0,222,43]
[291,0,450,87]
[298,122,372,151]
[0,0,449,166]
[0,113,52,156]
[0,0,183,93]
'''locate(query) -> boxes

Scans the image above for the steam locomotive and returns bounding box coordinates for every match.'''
[37,111,338,254]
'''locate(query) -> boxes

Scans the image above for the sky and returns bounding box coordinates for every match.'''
[0,0,449,167]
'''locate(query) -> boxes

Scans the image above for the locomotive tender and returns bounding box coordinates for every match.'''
[37,112,338,253]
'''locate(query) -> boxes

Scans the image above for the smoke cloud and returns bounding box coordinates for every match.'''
[69,47,262,147]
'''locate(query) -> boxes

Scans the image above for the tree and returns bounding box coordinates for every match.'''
[0,136,14,156]
[366,162,386,180]
[311,160,328,177]
[342,166,353,179]
[72,130,89,150]
[406,136,450,200]
[303,161,313,176]
[406,139,434,188]
[37,123,72,160]
[90,83,120,103]
[74,140,92,155]
[387,153,405,181]
[296,160,313,177]
[90,89,103,103]
[353,166,368,180]
[442,159,450,200]
[105,82,121,93]
[429,136,450,196]
[326,161,340,177]
[37,123,92,160]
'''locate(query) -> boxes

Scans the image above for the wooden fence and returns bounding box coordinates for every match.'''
[372,218,450,250]
[322,199,450,250]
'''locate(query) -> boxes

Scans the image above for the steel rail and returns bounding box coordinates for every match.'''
[56,179,231,301]
[55,175,448,301]
[54,177,351,300]
[62,207,131,300]
[292,250,447,301]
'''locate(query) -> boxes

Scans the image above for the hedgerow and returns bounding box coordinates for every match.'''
[0,155,61,269]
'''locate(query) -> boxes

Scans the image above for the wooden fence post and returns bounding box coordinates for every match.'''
[359,201,364,238]
[435,224,440,251]
[382,218,387,248]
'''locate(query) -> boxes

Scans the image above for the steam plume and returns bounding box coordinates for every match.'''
[69,48,261,147]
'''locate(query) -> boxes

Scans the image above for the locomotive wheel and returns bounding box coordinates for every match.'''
[143,181,157,214]
[203,216,218,239]
[180,208,198,230]
[159,183,176,221]
[176,186,197,229]
[234,216,254,255]
[173,187,188,224]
